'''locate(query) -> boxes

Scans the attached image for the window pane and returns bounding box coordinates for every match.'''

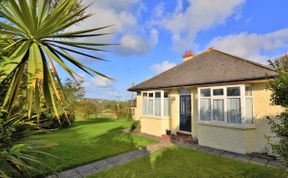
[227,87,240,96]
[155,92,161,98]
[200,89,211,97]
[213,89,224,96]
[148,93,154,98]
[180,89,190,95]
[245,98,253,124]
[200,98,211,121]
[164,98,169,116]
[213,99,224,121]
[245,86,252,96]
[154,98,161,116]
[227,98,241,124]
[147,99,153,115]
[143,92,147,98]
[164,92,169,98]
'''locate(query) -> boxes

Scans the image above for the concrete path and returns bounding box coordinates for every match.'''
[47,141,173,178]
[177,142,287,170]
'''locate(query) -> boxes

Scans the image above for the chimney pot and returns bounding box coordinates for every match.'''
[183,50,195,62]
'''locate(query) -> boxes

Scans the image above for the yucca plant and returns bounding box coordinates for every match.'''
[0,0,112,121]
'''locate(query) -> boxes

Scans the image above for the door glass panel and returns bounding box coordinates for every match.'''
[180,97,185,114]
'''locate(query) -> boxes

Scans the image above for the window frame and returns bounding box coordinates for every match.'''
[141,90,170,117]
[198,84,253,126]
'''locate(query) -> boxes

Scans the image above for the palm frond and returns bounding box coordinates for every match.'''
[0,0,112,118]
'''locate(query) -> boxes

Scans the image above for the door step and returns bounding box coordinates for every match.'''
[171,132,193,143]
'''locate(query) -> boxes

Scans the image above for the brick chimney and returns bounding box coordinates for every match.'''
[183,50,195,62]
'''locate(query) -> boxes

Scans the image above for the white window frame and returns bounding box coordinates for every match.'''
[141,90,169,117]
[198,84,253,126]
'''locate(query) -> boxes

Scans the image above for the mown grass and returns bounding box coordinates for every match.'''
[22,118,156,177]
[90,146,287,178]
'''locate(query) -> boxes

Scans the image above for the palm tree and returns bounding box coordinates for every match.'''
[0,0,112,121]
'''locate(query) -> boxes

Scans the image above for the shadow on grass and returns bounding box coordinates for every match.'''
[74,117,115,126]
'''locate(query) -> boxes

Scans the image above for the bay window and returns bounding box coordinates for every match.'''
[142,91,170,117]
[198,85,253,125]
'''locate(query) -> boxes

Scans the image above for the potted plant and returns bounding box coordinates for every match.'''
[166,129,171,135]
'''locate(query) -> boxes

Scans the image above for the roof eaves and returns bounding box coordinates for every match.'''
[128,75,277,91]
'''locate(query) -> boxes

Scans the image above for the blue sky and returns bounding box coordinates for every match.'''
[62,0,288,100]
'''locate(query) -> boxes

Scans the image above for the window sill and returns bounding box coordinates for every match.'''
[140,115,170,120]
[197,121,256,130]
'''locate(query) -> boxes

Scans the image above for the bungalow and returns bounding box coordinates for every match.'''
[128,48,282,154]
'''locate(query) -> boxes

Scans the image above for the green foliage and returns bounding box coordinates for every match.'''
[267,55,288,165]
[268,55,288,107]
[62,78,85,115]
[130,120,140,132]
[0,0,112,121]
[76,99,104,120]
[0,110,35,149]
[0,144,56,178]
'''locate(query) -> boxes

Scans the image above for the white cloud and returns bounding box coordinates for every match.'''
[117,29,159,56]
[71,0,157,56]
[151,61,177,74]
[155,0,245,51]
[84,76,113,88]
[208,28,288,62]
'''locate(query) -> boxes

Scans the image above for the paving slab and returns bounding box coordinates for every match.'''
[57,169,81,178]
[219,151,238,159]
[208,148,225,155]
[233,154,252,163]
[76,164,95,174]
[267,160,287,169]
[249,157,269,166]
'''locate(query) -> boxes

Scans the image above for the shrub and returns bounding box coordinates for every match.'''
[0,111,35,149]
[267,56,288,165]
[116,109,133,121]
[130,120,141,132]
[37,112,75,129]
[0,144,54,178]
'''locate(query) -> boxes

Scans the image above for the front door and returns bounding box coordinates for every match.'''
[179,95,192,132]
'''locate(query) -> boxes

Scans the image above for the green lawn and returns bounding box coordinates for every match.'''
[23,119,156,176]
[90,146,287,178]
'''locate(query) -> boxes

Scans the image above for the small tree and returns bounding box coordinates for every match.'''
[267,55,288,165]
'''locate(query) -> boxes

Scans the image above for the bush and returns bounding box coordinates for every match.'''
[0,111,35,149]
[267,56,288,165]
[37,112,75,129]
[130,120,141,132]
[116,109,133,121]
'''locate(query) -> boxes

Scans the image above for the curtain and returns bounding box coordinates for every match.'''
[142,98,147,115]
[245,98,253,124]
[148,99,154,115]
[227,98,241,124]
[154,98,161,116]
[164,98,169,116]
[213,99,224,121]
[200,98,211,121]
